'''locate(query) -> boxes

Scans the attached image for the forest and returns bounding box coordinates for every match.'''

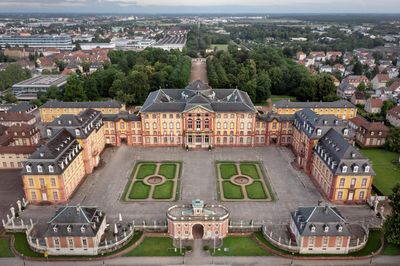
[34,48,192,106]
[207,44,338,103]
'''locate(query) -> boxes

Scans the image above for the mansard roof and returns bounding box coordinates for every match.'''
[315,128,375,176]
[291,206,351,236]
[140,80,257,113]
[274,99,355,109]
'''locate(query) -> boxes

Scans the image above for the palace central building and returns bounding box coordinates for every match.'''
[140,80,257,148]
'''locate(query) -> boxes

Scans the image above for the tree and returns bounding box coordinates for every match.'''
[83,76,99,100]
[82,62,91,74]
[381,100,396,117]
[385,128,400,153]
[63,75,87,101]
[383,184,400,245]
[55,60,66,72]
[3,92,17,103]
[255,72,271,102]
[46,85,61,100]
[357,82,367,92]
[353,61,363,75]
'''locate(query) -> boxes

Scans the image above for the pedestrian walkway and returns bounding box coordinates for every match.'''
[190,58,208,83]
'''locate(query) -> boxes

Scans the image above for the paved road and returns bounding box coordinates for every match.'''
[1,255,400,266]
[190,58,208,83]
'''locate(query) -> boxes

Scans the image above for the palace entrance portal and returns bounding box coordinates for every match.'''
[192,224,204,239]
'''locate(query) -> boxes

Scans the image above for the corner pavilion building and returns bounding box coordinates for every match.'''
[140,80,257,148]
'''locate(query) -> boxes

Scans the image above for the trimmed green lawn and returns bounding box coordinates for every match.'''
[0,239,13,257]
[13,233,42,257]
[136,164,157,179]
[271,95,296,103]
[222,181,243,199]
[213,236,272,256]
[246,181,267,199]
[360,149,400,195]
[129,181,151,199]
[350,230,382,256]
[240,163,260,179]
[124,237,181,256]
[220,164,238,179]
[159,164,177,179]
[382,243,400,255]
[209,44,228,52]
[153,181,174,199]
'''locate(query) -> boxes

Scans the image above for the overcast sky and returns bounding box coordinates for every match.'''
[0,0,399,13]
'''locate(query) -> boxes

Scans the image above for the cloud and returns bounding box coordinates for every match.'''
[0,0,87,8]
[101,0,137,6]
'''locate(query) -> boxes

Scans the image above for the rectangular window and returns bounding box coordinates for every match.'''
[39,178,45,186]
[339,178,345,187]
[82,238,88,248]
[68,238,74,248]
[188,136,193,143]
[361,178,367,187]
[337,191,343,200]
[54,238,60,248]
[51,178,56,187]
[359,191,365,199]
[31,191,37,200]
[196,119,201,129]
[336,237,342,247]
[53,192,58,200]
[29,178,34,187]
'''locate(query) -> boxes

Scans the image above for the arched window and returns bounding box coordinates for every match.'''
[196,119,201,129]
[37,165,43,173]
[48,165,54,173]
[26,165,31,173]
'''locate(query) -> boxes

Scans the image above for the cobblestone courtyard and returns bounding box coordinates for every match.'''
[19,145,380,228]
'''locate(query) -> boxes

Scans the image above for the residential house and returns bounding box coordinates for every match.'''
[386,105,400,127]
[349,116,389,147]
[364,98,383,114]
[371,74,390,90]
[351,92,368,106]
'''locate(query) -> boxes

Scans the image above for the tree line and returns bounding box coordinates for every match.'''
[33,48,191,106]
[207,44,338,103]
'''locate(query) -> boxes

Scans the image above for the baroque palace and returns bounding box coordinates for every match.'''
[23,80,374,204]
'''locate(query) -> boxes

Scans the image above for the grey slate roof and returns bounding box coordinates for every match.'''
[294,109,350,139]
[291,206,352,237]
[256,113,294,122]
[8,102,37,113]
[140,80,257,113]
[315,128,375,176]
[102,112,141,122]
[41,99,122,109]
[44,206,105,237]
[22,129,82,175]
[274,99,355,109]
[47,108,103,139]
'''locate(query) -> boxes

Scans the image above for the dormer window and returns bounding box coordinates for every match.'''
[67,225,72,233]
[46,129,52,137]
[324,225,329,232]
[365,165,370,173]
[343,129,348,136]
[37,165,43,173]
[310,224,316,232]
[337,225,343,232]
[75,129,80,136]
[26,165,31,173]
[48,165,54,173]
[53,225,58,232]
[316,129,322,136]
[342,165,347,173]
[80,225,85,233]
[353,165,359,173]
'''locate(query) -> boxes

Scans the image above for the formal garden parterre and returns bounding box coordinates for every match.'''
[123,161,182,201]
[216,161,274,201]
